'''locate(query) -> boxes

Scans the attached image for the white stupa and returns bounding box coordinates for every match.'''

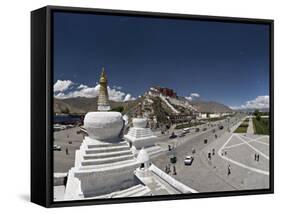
[124,117,157,150]
[124,102,165,157]
[64,69,139,200]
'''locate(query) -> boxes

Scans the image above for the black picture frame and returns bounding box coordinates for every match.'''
[31,5,274,208]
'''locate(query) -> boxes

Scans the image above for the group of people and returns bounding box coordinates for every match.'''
[165,164,177,175]
[254,153,260,162]
[208,148,216,160]
[221,150,227,156]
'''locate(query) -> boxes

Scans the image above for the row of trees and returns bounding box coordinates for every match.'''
[254,109,270,121]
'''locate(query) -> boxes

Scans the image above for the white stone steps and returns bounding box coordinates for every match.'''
[131,187,152,197]
[127,130,154,137]
[85,145,130,154]
[87,142,128,149]
[125,128,157,140]
[111,184,142,196]
[81,154,135,166]
[127,129,152,133]
[83,150,132,160]
[135,134,155,138]
[114,185,151,198]
[78,159,137,172]
[145,146,164,157]
[90,184,152,199]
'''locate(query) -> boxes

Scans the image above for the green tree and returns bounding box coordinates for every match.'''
[254,109,261,121]
[254,109,260,117]
[111,106,124,113]
[61,107,70,114]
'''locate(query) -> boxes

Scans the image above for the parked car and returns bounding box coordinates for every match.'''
[195,128,200,132]
[202,127,207,131]
[183,128,190,133]
[179,132,186,137]
[53,145,61,151]
[219,125,224,130]
[169,132,177,139]
[184,155,194,165]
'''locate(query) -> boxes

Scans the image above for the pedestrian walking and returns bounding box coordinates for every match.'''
[65,147,69,155]
[208,152,211,160]
[257,154,260,162]
[212,148,215,156]
[227,164,231,176]
[192,148,196,154]
[173,165,177,175]
[164,165,167,172]
[254,153,257,161]
[224,150,227,156]
[167,164,171,174]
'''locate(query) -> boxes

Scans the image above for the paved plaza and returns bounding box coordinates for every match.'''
[53,126,83,172]
[152,116,270,193]
[202,132,269,191]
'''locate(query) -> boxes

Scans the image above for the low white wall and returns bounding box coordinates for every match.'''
[149,164,198,193]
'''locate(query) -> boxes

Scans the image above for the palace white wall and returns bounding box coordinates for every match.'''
[0,0,280,213]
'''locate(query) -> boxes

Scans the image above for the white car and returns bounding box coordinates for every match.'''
[184,155,194,165]
[53,145,62,151]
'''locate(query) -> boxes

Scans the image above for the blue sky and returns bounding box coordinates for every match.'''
[53,11,270,109]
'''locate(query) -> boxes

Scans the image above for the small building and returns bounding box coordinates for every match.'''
[170,114,194,124]
[156,86,177,98]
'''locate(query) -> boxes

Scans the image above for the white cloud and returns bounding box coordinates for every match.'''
[71,85,100,98]
[230,95,269,110]
[54,80,73,92]
[54,80,135,102]
[190,93,200,98]
[77,84,88,89]
[124,94,136,102]
[185,92,200,101]
[54,92,67,98]
[107,87,126,102]
[113,85,122,90]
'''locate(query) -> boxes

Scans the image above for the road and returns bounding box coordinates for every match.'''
[53,114,242,174]
[150,113,263,192]
[53,126,83,172]
[247,116,255,134]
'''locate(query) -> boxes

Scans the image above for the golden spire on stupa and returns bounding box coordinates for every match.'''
[97,67,111,111]
[99,67,107,83]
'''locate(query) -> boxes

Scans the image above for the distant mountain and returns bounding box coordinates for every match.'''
[189,99,233,113]
[235,108,269,113]
[54,97,141,114]
[54,87,233,116]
